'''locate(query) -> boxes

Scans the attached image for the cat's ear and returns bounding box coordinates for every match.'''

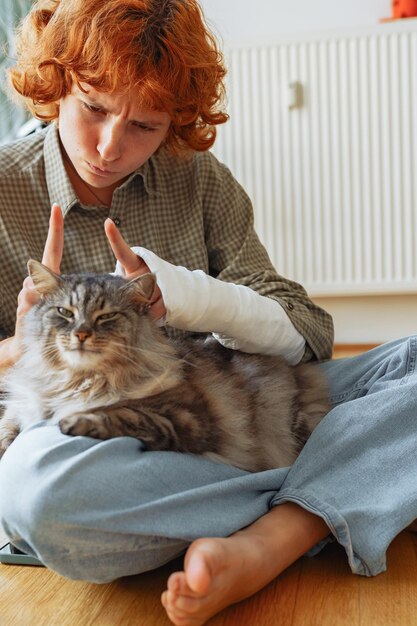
[27,259,62,296]
[122,273,156,311]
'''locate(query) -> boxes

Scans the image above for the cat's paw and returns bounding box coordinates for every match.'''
[59,414,105,439]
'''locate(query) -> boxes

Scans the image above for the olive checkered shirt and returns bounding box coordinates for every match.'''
[0,124,333,361]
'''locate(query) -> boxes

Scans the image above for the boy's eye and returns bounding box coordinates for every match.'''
[133,122,156,132]
[57,307,74,319]
[97,312,119,323]
[81,101,102,113]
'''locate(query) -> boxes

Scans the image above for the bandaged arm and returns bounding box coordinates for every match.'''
[115,247,306,365]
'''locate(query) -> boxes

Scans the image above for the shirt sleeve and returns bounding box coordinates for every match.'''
[196,152,334,362]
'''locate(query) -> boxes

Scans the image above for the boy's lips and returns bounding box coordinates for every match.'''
[86,161,116,176]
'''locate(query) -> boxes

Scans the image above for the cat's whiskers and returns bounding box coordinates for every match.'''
[102,342,184,395]
[36,336,183,385]
[112,339,185,365]
[106,339,179,366]
[104,344,169,380]
[39,343,62,362]
[37,336,172,382]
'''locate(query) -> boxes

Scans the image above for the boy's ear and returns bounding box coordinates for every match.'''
[122,272,156,311]
[27,259,62,295]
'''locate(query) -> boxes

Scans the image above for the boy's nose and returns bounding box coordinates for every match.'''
[97,123,122,162]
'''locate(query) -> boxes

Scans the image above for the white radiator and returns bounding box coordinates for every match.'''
[212,24,417,296]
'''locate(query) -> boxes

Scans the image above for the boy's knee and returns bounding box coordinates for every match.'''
[0,423,100,576]
[0,424,188,581]
[0,431,57,550]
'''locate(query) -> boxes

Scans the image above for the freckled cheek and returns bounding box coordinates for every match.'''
[76,126,96,157]
[63,112,95,158]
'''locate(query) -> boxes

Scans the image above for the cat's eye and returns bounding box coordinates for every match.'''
[57,307,74,319]
[96,312,119,323]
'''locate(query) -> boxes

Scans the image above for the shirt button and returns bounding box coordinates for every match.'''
[113,217,121,227]
[287,301,294,311]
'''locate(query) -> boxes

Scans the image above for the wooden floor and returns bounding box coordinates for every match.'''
[1,526,417,626]
[3,344,416,626]
[332,343,378,359]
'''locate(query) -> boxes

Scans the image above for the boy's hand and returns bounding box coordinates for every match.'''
[41,203,64,272]
[104,218,166,321]
[13,204,64,358]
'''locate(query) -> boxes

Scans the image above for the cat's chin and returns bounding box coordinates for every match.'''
[60,348,103,370]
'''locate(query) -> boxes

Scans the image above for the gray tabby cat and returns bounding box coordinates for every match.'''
[0,260,330,471]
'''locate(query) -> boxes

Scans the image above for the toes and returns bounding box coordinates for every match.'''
[162,590,196,626]
[161,539,233,626]
[171,594,206,615]
[164,596,207,626]
[167,572,181,594]
[161,590,168,609]
[168,571,201,598]
[162,574,209,626]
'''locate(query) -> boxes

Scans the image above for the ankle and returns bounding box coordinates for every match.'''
[235,502,330,573]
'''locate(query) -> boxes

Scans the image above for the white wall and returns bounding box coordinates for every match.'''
[201,0,392,43]
[201,0,417,346]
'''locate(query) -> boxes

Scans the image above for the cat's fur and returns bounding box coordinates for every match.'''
[0,260,330,471]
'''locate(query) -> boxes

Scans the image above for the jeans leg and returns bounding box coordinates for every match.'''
[1,337,416,581]
[271,336,417,576]
[0,420,290,583]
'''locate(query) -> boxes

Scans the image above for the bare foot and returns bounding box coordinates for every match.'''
[161,503,329,626]
[161,534,274,626]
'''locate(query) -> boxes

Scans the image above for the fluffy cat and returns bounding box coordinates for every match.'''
[0,260,330,471]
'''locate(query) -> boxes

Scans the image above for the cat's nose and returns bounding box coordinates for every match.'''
[75,330,92,343]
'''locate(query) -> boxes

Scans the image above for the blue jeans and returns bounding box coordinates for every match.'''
[1,336,416,582]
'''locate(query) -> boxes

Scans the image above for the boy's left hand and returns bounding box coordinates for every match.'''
[104,218,166,321]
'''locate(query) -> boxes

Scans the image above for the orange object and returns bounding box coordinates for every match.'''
[392,0,417,18]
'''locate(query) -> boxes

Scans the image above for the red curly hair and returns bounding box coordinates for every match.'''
[9,0,228,152]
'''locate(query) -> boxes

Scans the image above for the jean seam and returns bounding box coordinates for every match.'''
[329,377,367,405]
[400,336,417,385]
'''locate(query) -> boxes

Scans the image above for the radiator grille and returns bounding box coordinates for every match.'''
[212,26,417,296]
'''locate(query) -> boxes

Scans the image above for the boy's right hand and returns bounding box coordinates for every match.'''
[2,204,64,368]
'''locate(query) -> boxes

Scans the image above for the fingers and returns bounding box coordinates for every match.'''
[16,280,39,317]
[42,203,64,272]
[14,279,41,344]
[104,218,146,275]
[13,204,63,347]
[104,218,167,321]
[148,293,166,321]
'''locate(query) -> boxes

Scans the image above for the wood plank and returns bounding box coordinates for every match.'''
[332,344,378,359]
[359,532,417,626]
[1,531,416,624]
[0,556,179,626]
[291,543,361,626]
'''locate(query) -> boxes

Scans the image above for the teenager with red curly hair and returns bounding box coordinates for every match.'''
[1,2,417,626]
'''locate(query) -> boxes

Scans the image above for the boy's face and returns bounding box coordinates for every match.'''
[58,83,171,197]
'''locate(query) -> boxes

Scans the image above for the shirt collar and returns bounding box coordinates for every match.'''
[43,124,153,216]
